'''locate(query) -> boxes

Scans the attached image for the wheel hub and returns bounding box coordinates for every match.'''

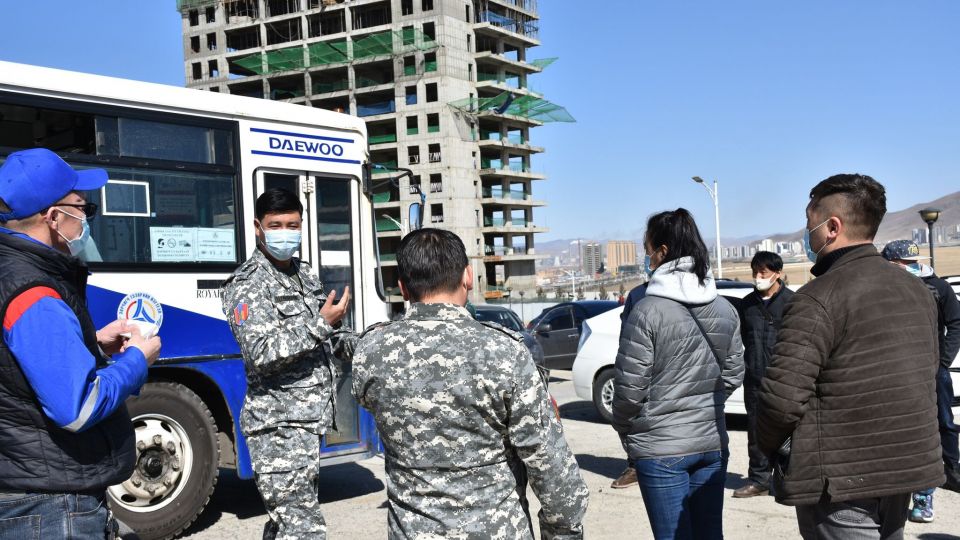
[108,415,193,511]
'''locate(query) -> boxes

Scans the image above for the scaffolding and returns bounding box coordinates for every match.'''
[449,92,575,123]
[231,29,437,76]
[177,0,217,11]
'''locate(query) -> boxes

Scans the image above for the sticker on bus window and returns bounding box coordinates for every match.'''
[149,227,197,262]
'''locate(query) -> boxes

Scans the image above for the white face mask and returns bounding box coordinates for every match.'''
[259,226,301,261]
[55,208,91,257]
[755,275,777,292]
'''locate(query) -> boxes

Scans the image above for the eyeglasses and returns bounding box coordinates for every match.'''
[56,202,98,221]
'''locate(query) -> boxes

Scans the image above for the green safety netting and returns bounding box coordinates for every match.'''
[529,57,558,70]
[232,30,437,76]
[177,0,215,11]
[448,92,575,123]
[308,40,350,66]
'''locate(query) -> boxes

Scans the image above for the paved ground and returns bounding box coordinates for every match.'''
[180,372,960,539]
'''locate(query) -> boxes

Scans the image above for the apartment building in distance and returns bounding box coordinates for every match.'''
[606,240,637,275]
[176,0,572,303]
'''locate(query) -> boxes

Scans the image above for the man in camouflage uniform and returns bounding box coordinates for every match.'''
[221,188,353,540]
[353,228,589,539]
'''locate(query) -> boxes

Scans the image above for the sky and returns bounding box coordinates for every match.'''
[1,1,958,242]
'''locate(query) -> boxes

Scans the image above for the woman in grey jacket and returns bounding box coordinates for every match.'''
[613,209,744,540]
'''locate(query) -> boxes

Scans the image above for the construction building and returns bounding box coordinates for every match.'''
[582,242,601,277]
[176,0,572,303]
[606,240,637,275]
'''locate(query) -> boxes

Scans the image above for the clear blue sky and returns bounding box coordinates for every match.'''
[1,1,958,242]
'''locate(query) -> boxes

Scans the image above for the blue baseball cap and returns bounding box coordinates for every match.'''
[880,239,929,261]
[0,148,108,221]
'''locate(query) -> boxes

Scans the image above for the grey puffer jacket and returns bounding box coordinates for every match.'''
[612,257,744,460]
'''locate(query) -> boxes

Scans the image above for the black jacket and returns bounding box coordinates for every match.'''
[0,232,136,492]
[921,272,960,369]
[738,282,793,386]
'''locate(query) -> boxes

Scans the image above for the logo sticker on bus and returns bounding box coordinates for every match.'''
[117,292,164,333]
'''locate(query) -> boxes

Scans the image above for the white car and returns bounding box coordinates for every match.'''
[572,283,755,423]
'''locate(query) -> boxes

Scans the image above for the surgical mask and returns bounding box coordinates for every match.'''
[55,208,91,257]
[260,226,301,261]
[803,219,831,264]
[643,255,654,277]
[904,263,922,277]
[755,276,777,292]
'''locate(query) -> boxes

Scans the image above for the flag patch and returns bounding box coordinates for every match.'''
[234,303,249,326]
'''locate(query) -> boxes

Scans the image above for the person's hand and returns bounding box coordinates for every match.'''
[320,286,351,327]
[123,326,162,366]
[97,319,132,356]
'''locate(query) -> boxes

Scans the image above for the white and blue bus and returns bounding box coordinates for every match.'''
[0,61,389,539]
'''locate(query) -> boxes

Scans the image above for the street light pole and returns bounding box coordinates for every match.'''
[562,270,576,299]
[919,207,942,270]
[692,176,722,279]
[518,290,525,324]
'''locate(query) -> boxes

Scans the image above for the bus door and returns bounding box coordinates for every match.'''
[253,169,365,449]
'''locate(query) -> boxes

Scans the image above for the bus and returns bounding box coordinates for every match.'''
[0,61,388,539]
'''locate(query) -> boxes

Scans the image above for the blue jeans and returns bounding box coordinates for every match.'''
[0,492,115,539]
[634,450,727,540]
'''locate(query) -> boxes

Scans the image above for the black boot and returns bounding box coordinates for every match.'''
[942,463,960,494]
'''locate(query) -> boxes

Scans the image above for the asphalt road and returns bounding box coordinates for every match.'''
[179,372,960,539]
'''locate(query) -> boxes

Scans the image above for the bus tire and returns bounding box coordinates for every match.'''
[108,381,220,540]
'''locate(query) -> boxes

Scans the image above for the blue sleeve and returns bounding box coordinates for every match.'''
[3,296,148,432]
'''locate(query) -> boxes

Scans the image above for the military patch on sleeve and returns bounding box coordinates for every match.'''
[234,303,249,326]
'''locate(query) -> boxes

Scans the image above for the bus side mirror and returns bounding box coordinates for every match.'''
[409,202,422,231]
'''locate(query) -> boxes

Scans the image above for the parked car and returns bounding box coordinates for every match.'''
[527,300,621,370]
[474,304,548,380]
[572,281,754,423]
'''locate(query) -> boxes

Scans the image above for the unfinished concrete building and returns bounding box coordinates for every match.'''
[177,0,572,302]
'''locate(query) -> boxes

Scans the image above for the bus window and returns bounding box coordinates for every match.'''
[0,102,96,155]
[80,166,239,266]
[95,117,234,166]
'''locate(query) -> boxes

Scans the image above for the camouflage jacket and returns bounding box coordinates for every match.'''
[353,303,588,540]
[222,249,340,437]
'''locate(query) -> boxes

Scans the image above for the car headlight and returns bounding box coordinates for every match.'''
[577,321,592,353]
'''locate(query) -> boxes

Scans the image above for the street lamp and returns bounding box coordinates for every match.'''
[506,286,513,312]
[692,176,722,279]
[518,290,525,324]
[561,270,576,299]
[919,207,942,269]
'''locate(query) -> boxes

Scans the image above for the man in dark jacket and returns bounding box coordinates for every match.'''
[881,239,960,523]
[757,174,942,539]
[0,148,161,538]
[734,251,794,498]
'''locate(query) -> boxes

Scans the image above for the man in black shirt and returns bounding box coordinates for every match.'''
[734,251,794,498]
[881,239,960,523]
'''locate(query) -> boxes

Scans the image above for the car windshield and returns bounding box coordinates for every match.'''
[476,309,522,332]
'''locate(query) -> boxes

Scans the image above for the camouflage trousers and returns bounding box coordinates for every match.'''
[249,428,326,540]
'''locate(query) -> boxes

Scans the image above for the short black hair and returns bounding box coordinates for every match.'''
[751,251,783,273]
[255,188,302,221]
[809,174,886,241]
[397,228,468,302]
[645,208,710,284]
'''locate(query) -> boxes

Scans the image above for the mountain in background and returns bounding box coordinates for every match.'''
[538,191,960,258]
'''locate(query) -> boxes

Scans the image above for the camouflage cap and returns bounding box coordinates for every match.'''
[880,239,929,261]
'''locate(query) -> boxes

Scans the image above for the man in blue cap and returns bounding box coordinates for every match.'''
[0,148,161,538]
[881,239,960,523]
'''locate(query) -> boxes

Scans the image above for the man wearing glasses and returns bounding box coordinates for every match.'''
[0,148,161,539]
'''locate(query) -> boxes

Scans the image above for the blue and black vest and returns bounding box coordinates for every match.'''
[0,232,136,492]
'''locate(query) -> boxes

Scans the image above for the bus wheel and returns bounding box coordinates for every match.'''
[108,382,220,540]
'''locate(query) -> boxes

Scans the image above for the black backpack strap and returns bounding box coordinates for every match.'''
[680,301,723,367]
